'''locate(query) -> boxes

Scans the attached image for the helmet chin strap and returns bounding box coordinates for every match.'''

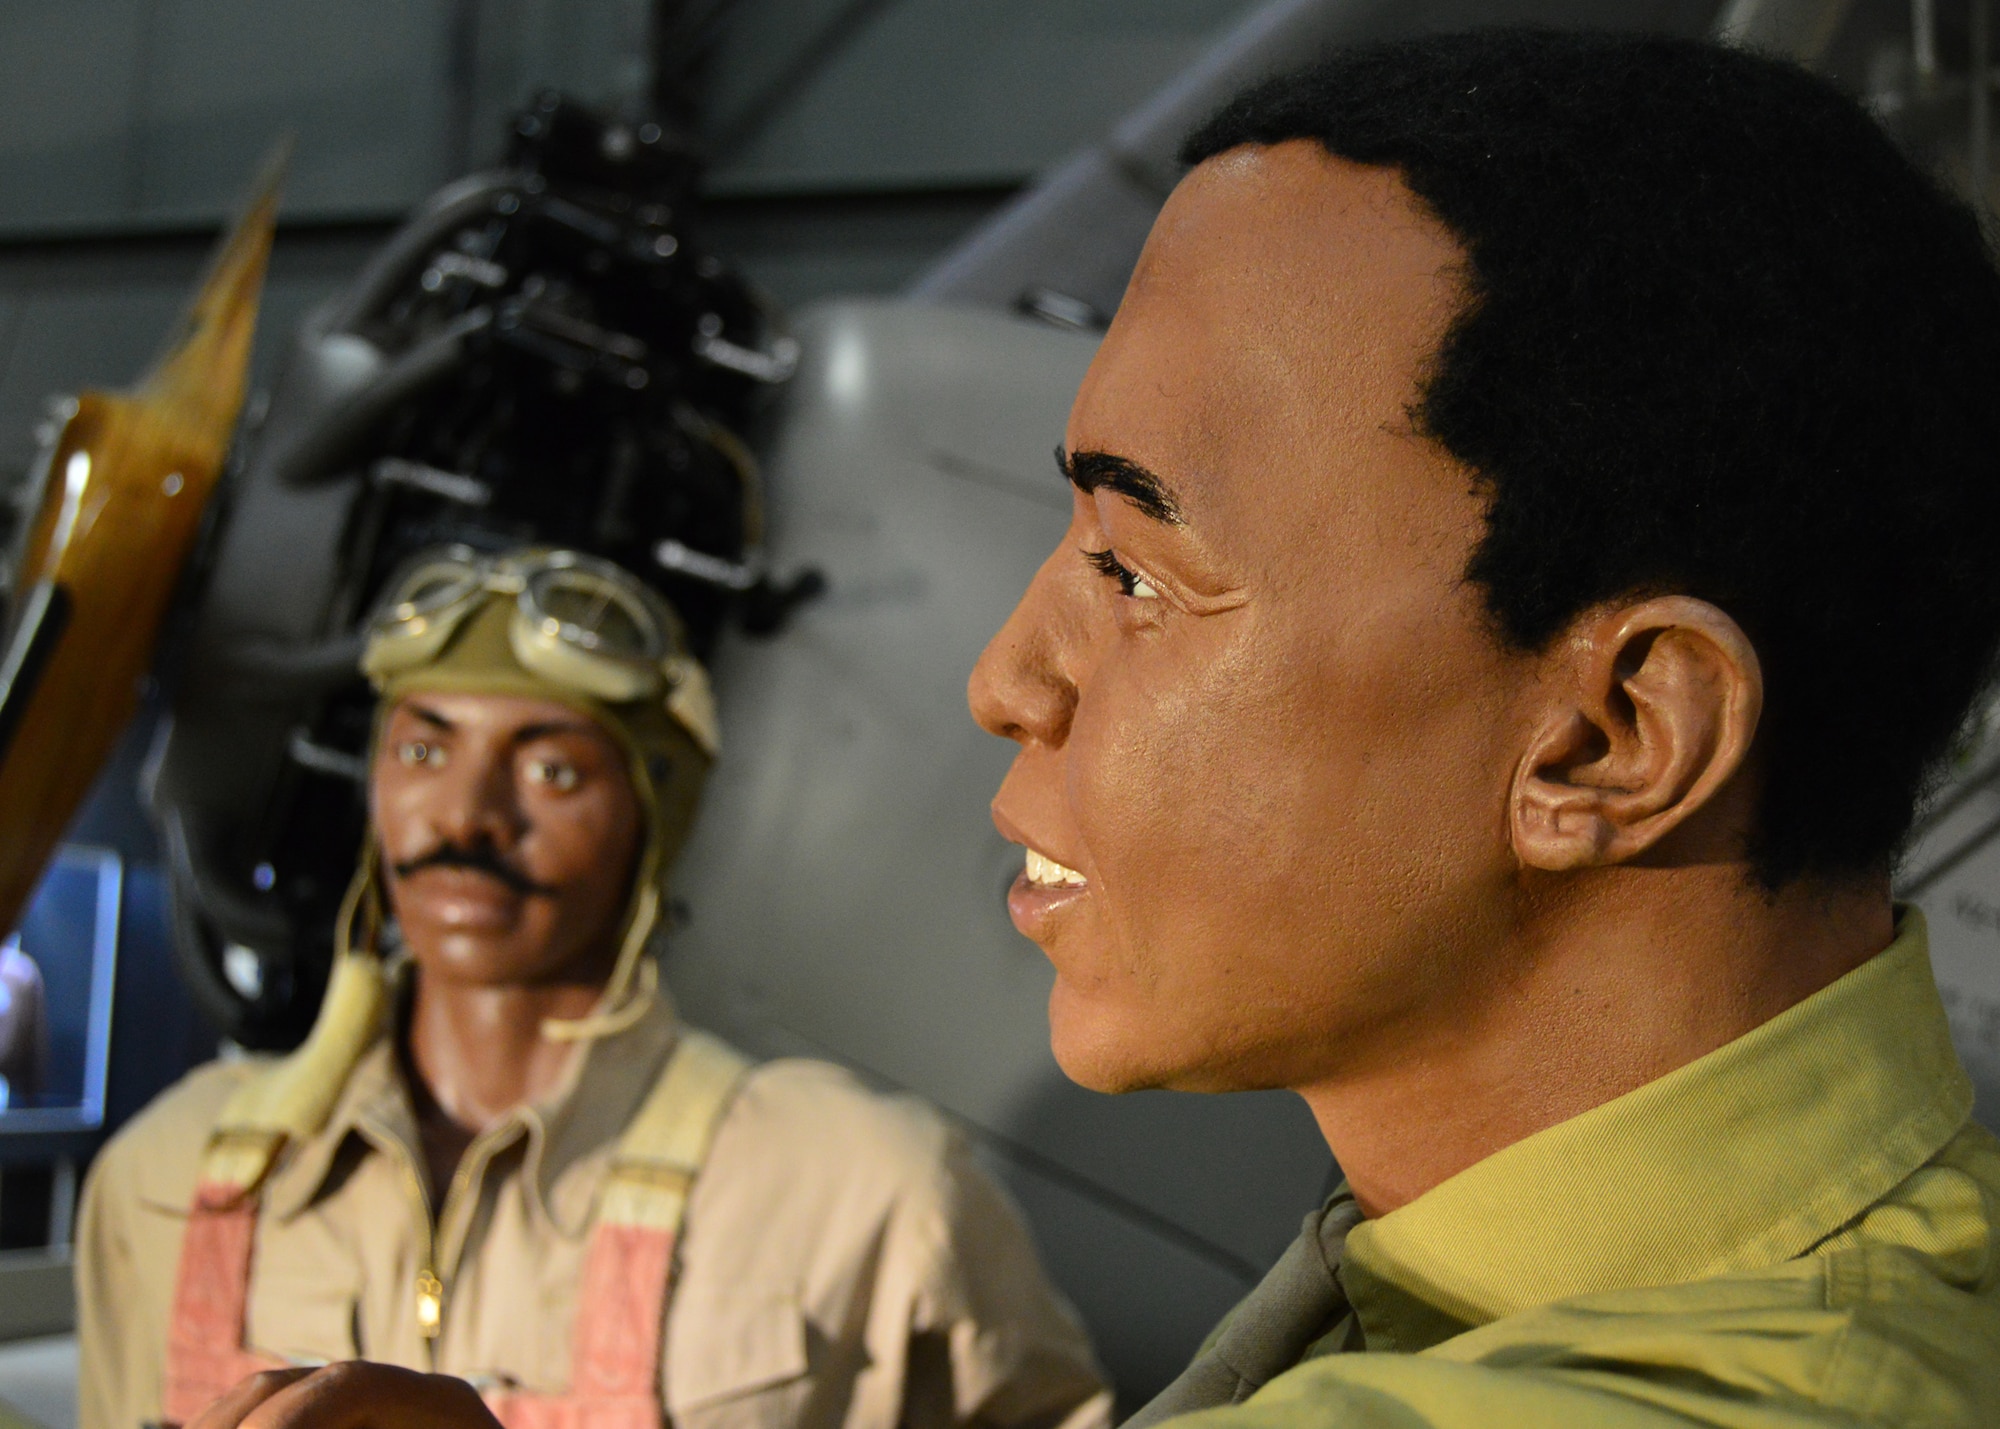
[540,758,674,1043]
[194,845,397,1192]
[541,879,664,1042]
[335,834,386,964]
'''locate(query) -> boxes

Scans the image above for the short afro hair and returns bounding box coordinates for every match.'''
[1183,29,2000,888]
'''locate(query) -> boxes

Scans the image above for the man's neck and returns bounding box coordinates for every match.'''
[1299,863,1894,1219]
[402,971,610,1199]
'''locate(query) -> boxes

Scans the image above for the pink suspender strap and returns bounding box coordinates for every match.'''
[486,1031,752,1429]
[157,1030,748,1429]
[161,1172,684,1429]
[484,1223,679,1429]
[161,1182,287,1425]
[571,1222,678,1400]
[157,952,390,1424]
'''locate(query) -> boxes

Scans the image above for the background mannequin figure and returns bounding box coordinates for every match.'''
[77,548,1109,1429]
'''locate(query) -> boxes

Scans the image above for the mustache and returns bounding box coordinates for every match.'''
[391,839,556,897]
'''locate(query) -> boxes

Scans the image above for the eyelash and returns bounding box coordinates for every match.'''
[1085,548,1151,599]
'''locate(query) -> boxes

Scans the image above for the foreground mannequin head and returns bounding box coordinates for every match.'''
[970,32,2000,1204]
[979,148,1535,1094]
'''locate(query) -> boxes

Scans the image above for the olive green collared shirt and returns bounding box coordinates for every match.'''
[1175,909,2000,1427]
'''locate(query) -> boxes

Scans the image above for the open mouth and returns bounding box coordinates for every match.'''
[1024,848,1087,888]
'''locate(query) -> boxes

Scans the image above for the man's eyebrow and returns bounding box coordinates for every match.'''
[404,704,454,731]
[1056,447,1186,526]
[512,720,603,745]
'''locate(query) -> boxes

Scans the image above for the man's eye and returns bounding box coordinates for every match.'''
[1084,549,1161,600]
[397,740,444,768]
[526,758,580,792]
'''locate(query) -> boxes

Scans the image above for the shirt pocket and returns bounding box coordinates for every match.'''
[667,1295,811,1416]
[244,1267,362,1366]
[133,1192,363,1367]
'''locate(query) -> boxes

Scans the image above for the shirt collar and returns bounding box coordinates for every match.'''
[1340,908,1973,1347]
[261,964,684,1226]
[529,980,682,1219]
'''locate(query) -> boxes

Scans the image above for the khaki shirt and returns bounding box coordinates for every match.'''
[1161,909,2000,1426]
[77,993,1111,1429]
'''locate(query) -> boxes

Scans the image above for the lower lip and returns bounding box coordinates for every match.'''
[1006,872,1089,940]
[399,869,525,927]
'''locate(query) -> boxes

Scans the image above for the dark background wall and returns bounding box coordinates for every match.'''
[0,0,1272,484]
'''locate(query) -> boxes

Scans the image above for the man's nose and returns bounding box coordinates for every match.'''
[430,746,527,847]
[968,550,1080,749]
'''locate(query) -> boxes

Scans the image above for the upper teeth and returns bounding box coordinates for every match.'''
[1025,848,1087,887]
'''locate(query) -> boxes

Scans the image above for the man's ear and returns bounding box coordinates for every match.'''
[1510,596,1763,872]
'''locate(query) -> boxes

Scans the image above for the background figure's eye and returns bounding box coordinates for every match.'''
[526,758,580,792]
[1085,548,1162,600]
[398,740,443,768]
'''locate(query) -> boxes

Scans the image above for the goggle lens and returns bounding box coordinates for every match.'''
[389,567,482,624]
[528,569,662,663]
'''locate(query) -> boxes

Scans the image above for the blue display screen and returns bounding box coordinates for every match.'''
[0,846,120,1132]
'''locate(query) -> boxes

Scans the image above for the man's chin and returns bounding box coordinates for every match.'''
[404,929,551,987]
[1047,981,1291,1095]
[1046,984,1181,1094]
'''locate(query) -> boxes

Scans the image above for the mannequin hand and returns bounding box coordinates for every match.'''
[186,1363,502,1429]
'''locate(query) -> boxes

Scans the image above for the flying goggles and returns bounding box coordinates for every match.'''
[360,545,719,755]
